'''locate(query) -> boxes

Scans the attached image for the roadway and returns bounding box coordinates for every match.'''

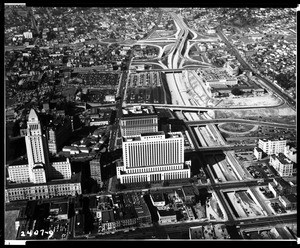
[185,144,256,152]
[216,27,296,110]
[108,70,128,151]
[186,119,296,129]
[124,102,285,111]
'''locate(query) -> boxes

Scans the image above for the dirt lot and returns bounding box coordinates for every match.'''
[214,105,296,119]
[5,210,19,240]
[212,95,281,108]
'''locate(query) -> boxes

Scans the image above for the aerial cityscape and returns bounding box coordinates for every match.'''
[4,5,297,242]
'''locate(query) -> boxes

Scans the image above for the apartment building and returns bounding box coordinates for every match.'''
[258,138,287,155]
[270,153,293,177]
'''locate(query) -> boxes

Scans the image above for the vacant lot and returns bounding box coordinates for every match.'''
[5,210,19,240]
[213,95,281,108]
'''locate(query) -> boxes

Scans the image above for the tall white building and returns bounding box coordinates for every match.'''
[284,145,297,163]
[258,138,287,155]
[6,109,80,202]
[117,131,190,184]
[120,105,158,137]
[25,109,49,182]
[270,153,293,177]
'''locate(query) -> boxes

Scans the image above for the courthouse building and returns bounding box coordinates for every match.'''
[117,131,191,184]
[120,105,158,137]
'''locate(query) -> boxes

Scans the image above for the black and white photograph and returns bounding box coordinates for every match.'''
[3,3,297,244]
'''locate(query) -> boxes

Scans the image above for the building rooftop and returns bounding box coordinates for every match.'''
[182,185,195,197]
[140,131,165,137]
[151,192,165,202]
[254,147,264,153]
[9,159,28,166]
[28,108,39,122]
[50,156,69,163]
[114,206,137,221]
[158,208,176,216]
[6,172,81,189]
[189,226,204,239]
[284,194,297,203]
[123,131,183,142]
[122,105,157,117]
[260,138,286,142]
[102,209,115,223]
[271,153,292,165]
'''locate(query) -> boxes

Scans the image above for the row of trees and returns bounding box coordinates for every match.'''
[275,72,295,90]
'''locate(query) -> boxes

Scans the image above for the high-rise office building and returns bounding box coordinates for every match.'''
[90,156,103,187]
[120,105,158,137]
[258,138,287,155]
[117,131,190,184]
[47,115,73,154]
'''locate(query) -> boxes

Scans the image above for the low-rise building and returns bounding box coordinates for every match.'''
[278,194,297,211]
[99,209,116,233]
[254,147,263,160]
[182,185,196,202]
[114,206,137,229]
[150,192,165,208]
[5,173,82,203]
[157,208,176,225]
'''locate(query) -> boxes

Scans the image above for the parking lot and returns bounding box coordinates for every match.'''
[75,72,120,89]
[235,151,275,179]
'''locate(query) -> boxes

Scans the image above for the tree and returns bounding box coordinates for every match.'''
[231,87,243,96]
[163,181,169,187]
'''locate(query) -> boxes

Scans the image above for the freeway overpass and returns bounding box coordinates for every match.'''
[186,119,296,129]
[131,68,184,73]
[124,102,285,111]
[185,144,256,152]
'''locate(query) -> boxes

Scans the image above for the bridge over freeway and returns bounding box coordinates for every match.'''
[185,144,256,152]
[124,103,284,111]
[186,119,296,129]
[130,68,185,73]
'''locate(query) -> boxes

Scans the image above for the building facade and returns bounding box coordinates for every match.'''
[120,105,158,137]
[5,179,82,202]
[258,138,287,155]
[7,163,30,184]
[284,145,297,163]
[270,153,293,177]
[117,131,190,184]
[47,116,72,154]
[6,109,80,202]
[90,157,103,186]
[253,146,263,160]
[49,158,72,180]
[25,109,49,182]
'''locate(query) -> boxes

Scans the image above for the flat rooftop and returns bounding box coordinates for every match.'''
[122,105,157,117]
[123,131,183,142]
[271,153,292,165]
[6,172,81,189]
